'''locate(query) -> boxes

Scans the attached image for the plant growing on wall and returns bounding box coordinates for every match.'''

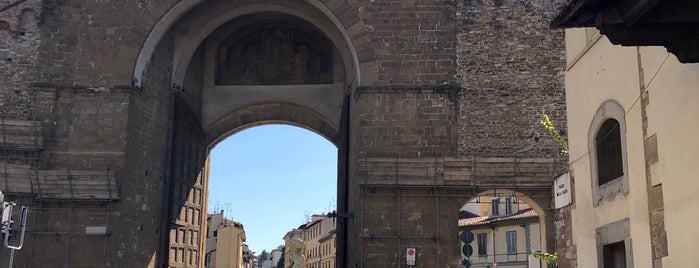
[533,250,558,268]
[540,114,568,156]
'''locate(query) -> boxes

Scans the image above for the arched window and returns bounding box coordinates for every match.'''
[589,101,629,207]
[596,119,623,185]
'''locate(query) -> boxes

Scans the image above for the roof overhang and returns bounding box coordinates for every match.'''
[551,0,699,63]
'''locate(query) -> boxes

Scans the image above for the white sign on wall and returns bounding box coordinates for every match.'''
[554,172,571,209]
[406,248,416,265]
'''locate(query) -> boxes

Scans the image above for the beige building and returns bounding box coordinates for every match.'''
[283,229,305,268]
[459,196,541,268]
[303,215,336,268]
[205,211,248,268]
[318,229,336,268]
[551,1,699,267]
[282,215,336,268]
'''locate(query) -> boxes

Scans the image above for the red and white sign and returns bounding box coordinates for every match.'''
[406,248,416,265]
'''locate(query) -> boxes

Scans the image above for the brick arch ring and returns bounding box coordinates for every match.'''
[132,0,364,90]
[206,102,340,148]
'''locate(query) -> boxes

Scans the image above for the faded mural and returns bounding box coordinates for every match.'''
[217,26,333,85]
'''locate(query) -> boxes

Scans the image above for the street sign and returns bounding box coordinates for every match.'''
[407,248,416,265]
[462,244,473,257]
[554,172,572,209]
[460,230,474,243]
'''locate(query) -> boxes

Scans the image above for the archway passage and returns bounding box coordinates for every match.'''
[150,2,357,267]
[458,191,547,268]
[207,124,338,267]
[0,0,569,266]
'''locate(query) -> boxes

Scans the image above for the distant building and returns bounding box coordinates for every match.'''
[283,228,305,268]
[270,248,283,268]
[318,229,336,268]
[282,215,336,268]
[303,215,336,268]
[205,210,248,268]
[459,196,541,268]
[261,259,272,268]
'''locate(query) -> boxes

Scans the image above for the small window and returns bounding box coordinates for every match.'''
[477,233,487,256]
[491,199,500,216]
[505,197,513,215]
[506,231,517,255]
[213,230,217,237]
[596,119,624,185]
[603,241,626,268]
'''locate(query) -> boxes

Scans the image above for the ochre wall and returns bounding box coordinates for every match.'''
[562,27,699,267]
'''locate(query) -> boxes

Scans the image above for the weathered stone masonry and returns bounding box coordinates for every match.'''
[1,0,567,267]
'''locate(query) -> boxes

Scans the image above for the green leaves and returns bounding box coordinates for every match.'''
[533,250,558,267]
[540,114,568,156]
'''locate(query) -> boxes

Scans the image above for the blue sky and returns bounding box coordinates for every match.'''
[208,124,337,255]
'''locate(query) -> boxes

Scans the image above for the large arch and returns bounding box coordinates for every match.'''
[132,1,360,267]
[133,0,362,89]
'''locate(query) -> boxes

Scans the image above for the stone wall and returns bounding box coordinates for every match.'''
[34,0,182,86]
[0,0,41,120]
[349,0,567,266]
[456,0,567,158]
[0,0,568,267]
[356,87,459,159]
[354,0,456,85]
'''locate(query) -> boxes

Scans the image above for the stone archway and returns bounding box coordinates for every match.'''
[457,189,552,268]
[133,0,364,90]
[0,0,569,266]
[135,1,363,266]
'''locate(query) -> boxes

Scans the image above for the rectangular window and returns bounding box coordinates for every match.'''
[603,241,626,268]
[477,233,487,256]
[506,231,517,254]
[491,199,500,216]
[505,197,513,215]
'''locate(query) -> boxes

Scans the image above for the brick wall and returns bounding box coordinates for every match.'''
[455,0,567,158]
[35,0,181,86]
[354,0,457,85]
[0,0,41,120]
[356,87,459,159]
[350,0,567,266]
[116,31,179,267]
[1,0,569,267]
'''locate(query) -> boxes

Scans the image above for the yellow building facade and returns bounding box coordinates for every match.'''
[205,212,248,268]
[459,196,542,268]
[318,230,336,268]
[559,25,699,268]
[282,215,336,268]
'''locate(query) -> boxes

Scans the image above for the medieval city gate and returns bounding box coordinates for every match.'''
[0,0,567,267]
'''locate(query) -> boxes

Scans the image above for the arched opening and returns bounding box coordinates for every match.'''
[595,118,623,186]
[458,190,548,268]
[134,0,362,89]
[138,1,358,266]
[206,124,337,268]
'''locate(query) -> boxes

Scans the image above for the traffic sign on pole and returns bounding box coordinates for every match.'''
[406,248,416,266]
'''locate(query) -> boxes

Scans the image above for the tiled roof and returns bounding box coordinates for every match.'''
[458,208,538,227]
